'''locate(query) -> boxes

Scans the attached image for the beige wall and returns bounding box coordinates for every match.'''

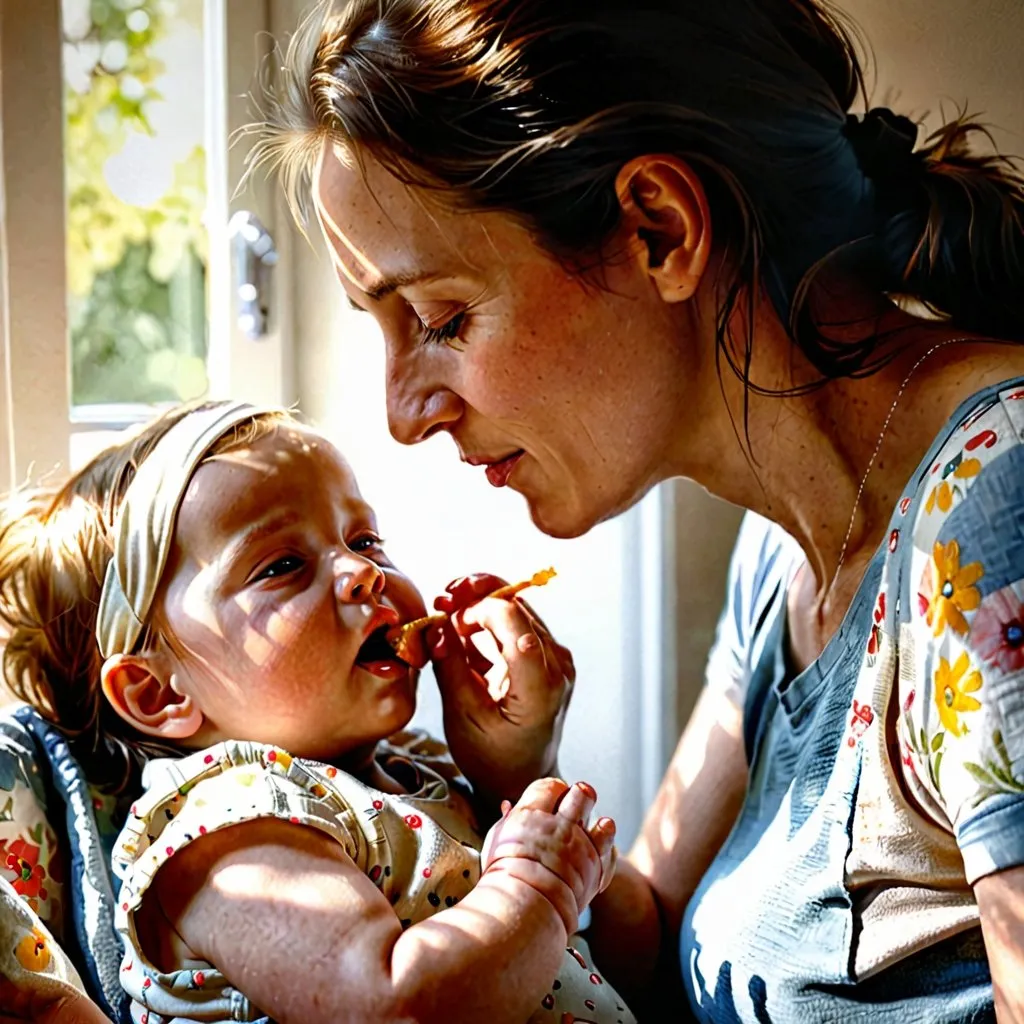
[268,0,1024,742]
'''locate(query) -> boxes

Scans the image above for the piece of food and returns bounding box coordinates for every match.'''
[387,568,557,667]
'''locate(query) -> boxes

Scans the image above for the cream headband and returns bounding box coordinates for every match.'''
[96,401,282,659]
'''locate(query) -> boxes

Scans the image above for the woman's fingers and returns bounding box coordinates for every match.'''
[433,574,508,615]
[455,596,558,703]
[429,620,494,717]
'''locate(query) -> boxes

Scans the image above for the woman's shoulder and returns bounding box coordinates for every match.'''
[895,381,1024,883]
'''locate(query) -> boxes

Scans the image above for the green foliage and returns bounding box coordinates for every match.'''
[65,0,209,406]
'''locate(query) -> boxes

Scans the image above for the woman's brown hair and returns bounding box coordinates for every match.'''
[251,0,1024,396]
[0,403,289,790]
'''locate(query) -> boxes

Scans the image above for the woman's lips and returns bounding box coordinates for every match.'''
[485,450,525,488]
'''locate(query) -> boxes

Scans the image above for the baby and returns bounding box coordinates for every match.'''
[0,401,634,1024]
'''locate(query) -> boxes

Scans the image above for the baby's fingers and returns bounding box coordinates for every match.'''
[588,817,618,893]
[555,781,596,829]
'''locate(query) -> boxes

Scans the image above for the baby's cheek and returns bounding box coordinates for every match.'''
[264,608,302,646]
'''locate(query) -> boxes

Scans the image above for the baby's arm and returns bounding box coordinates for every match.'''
[0,980,112,1024]
[145,779,613,1024]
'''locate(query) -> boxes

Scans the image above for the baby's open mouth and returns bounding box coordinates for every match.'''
[356,625,402,667]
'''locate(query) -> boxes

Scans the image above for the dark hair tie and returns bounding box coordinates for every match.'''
[844,107,919,182]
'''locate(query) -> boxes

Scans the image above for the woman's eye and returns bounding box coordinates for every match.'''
[420,311,465,347]
[254,555,305,581]
[351,534,386,555]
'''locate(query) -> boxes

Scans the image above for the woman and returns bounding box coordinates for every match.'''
[252,0,1024,1019]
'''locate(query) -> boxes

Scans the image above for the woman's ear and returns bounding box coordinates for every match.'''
[100,654,203,740]
[615,154,712,304]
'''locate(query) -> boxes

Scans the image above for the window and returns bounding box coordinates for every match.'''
[63,0,210,413]
[0,0,293,481]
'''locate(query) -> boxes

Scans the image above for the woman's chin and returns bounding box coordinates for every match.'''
[526,491,598,539]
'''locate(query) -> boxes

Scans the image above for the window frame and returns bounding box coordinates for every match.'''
[0,0,295,484]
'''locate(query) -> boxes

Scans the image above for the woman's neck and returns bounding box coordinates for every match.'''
[675,310,1024,605]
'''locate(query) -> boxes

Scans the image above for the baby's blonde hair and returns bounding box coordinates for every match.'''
[0,402,292,789]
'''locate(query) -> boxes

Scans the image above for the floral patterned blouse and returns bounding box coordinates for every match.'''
[682,377,1024,1023]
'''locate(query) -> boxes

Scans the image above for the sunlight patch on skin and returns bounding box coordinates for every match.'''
[213,862,341,911]
[264,608,300,648]
[630,688,745,875]
[180,576,224,640]
[313,150,382,291]
[243,626,278,667]
[201,451,282,479]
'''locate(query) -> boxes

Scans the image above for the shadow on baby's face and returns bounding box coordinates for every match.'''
[106,424,428,763]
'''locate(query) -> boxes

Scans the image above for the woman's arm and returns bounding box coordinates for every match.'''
[586,683,748,1004]
[147,780,609,1024]
[975,867,1024,1023]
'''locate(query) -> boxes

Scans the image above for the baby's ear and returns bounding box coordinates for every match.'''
[100,655,203,740]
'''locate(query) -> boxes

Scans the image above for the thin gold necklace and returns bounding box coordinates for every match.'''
[828,336,967,596]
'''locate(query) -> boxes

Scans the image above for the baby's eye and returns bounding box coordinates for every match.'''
[351,533,385,555]
[254,555,305,581]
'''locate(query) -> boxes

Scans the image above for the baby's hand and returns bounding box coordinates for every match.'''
[480,778,617,935]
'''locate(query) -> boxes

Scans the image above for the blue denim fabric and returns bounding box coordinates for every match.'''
[677,380,1024,1024]
[1,705,130,1022]
[681,544,991,1021]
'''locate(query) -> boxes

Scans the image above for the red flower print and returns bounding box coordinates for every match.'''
[867,591,885,656]
[903,689,916,714]
[404,814,423,830]
[847,701,874,748]
[5,838,48,902]
[970,586,1024,674]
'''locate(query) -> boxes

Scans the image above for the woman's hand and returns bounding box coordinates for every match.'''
[480,778,617,936]
[429,574,575,810]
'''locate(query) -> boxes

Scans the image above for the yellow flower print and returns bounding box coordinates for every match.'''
[924,457,982,515]
[266,750,292,770]
[934,651,983,737]
[927,540,983,636]
[15,927,50,972]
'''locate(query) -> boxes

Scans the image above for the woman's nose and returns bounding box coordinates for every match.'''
[385,357,463,446]
[334,555,385,604]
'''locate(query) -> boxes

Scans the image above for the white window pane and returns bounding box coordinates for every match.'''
[62,0,209,411]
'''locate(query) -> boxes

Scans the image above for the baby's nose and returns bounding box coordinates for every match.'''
[334,558,385,603]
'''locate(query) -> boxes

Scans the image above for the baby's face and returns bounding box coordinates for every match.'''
[156,424,427,762]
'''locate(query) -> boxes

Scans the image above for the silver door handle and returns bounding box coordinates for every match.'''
[229,211,277,340]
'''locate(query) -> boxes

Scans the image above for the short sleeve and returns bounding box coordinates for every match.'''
[113,741,377,902]
[0,713,66,940]
[899,403,1024,884]
[703,512,802,705]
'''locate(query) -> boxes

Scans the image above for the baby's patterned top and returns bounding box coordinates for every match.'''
[112,731,634,1024]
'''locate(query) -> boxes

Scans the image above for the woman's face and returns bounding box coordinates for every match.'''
[157,424,427,762]
[315,145,707,538]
